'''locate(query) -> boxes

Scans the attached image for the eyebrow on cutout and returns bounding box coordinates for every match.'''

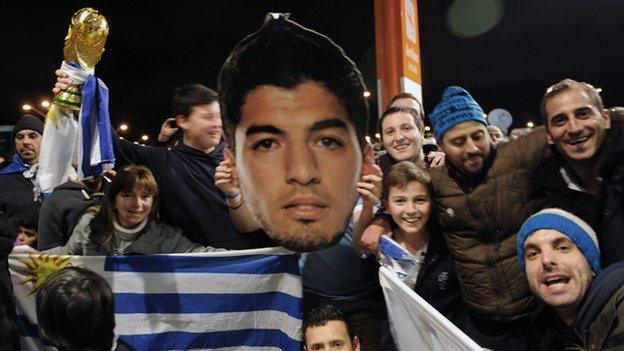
[309,118,348,132]
[245,124,284,137]
[245,118,348,137]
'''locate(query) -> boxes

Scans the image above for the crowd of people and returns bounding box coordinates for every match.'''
[1,13,624,351]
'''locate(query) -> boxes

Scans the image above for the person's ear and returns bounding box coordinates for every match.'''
[361,142,375,176]
[353,336,361,351]
[546,130,554,145]
[603,108,611,130]
[175,114,188,130]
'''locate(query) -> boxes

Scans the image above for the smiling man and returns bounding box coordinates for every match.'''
[218,14,373,252]
[303,305,360,351]
[535,79,624,267]
[423,86,551,350]
[517,208,624,350]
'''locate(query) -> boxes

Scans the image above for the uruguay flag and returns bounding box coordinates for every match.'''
[9,247,302,350]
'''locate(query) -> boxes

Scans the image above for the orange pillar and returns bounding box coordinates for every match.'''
[374,0,423,115]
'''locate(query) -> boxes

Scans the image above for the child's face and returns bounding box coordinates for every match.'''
[387,181,432,238]
[16,226,37,247]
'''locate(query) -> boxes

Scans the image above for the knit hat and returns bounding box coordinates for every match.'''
[429,86,487,141]
[11,114,44,141]
[516,208,601,273]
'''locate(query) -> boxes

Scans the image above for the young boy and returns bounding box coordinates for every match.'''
[14,207,39,248]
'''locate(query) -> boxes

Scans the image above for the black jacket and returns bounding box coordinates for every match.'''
[528,262,624,350]
[114,137,274,249]
[536,119,624,267]
[0,172,39,238]
[0,235,19,350]
[414,232,465,327]
[37,181,101,250]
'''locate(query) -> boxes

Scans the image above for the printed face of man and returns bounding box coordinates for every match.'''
[177,102,223,153]
[523,229,594,324]
[545,88,610,163]
[228,80,372,252]
[304,320,360,351]
[440,121,491,176]
[381,112,423,162]
[14,129,42,166]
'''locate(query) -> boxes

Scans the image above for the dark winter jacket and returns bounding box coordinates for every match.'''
[528,262,624,351]
[113,137,274,249]
[37,181,102,250]
[429,127,550,322]
[0,235,19,350]
[0,172,39,237]
[414,231,464,326]
[536,119,624,267]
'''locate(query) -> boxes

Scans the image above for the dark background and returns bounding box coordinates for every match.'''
[1,0,622,143]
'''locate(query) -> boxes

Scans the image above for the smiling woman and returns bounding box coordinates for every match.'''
[42,165,221,255]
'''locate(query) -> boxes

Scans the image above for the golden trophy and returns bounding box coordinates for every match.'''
[52,8,109,111]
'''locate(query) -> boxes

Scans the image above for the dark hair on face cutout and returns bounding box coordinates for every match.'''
[218,13,369,148]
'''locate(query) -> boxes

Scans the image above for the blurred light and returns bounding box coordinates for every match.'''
[448,0,504,38]
[424,126,431,131]
[374,133,381,139]
[119,124,129,132]
[119,136,124,140]
[133,141,139,145]
[365,136,371,143]
[526,121,534,128]
[363,91,371,98]
[22,104,32,111]
[41,100,50,108]
[141,134,149,141]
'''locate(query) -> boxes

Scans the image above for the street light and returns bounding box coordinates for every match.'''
[41,100,50,109]
[22,103,46,118]
[119,123,129,132]
[141,134,149,142]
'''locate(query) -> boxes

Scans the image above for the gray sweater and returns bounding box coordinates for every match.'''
[44,213,221,255]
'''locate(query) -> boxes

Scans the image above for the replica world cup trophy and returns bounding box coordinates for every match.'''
[37,8,115,198]
[52,8,109,110]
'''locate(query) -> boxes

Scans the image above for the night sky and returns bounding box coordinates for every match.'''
[1,0,623,143]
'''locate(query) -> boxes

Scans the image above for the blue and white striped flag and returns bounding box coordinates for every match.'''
[9,247,302,350]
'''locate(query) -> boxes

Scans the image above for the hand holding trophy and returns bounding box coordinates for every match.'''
[38,8,114,197]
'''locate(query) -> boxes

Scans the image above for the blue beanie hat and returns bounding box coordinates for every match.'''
[429,86,487,141]
[516,208,601,273]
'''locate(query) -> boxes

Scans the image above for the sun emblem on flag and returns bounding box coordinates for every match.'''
[18,254,72,295]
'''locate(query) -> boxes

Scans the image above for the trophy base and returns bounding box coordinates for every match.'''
[53,85,82,111]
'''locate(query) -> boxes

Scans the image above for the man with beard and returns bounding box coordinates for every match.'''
[218,13,374,252]
[426,86,551,350]
[535,79,624,267]
[0,115,44,233]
